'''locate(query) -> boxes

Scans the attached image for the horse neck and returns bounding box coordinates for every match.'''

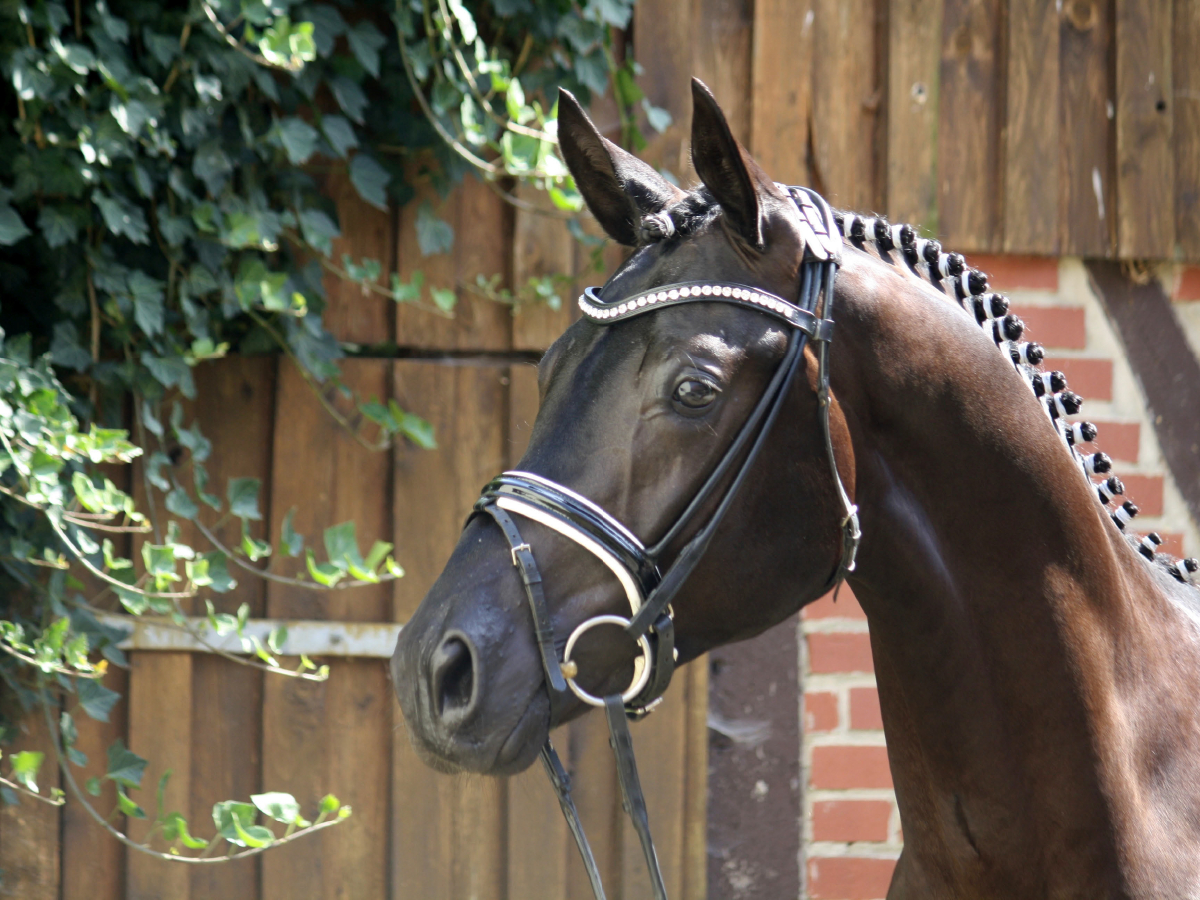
[827,248,1191,886]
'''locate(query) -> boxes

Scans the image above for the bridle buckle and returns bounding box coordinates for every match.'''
[510,542,531,566]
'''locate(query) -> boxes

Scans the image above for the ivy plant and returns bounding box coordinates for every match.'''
[0,0,658,864]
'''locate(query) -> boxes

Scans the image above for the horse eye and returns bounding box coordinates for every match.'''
[673,378,718,409]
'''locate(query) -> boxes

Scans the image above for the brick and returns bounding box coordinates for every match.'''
[812,800,893,842]
[965,254,1059,291]
[807,857,897,900]
[1177,266,1200,301]
[1118,474,1164,518]
[806,691,840,733]
[808,633,875,674]
[811,746,893,790]
[804,585,867,619]
[849,687,884,730]
[1159,532,1185,558]
[1075,420,1140,464]
[1009,305,1086,350]
[1042,357,1113,402]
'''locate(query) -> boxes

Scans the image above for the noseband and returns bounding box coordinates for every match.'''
[469,187,857,900]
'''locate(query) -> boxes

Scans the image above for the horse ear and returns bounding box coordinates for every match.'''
[557,88,683,246]
[689,78,779,249]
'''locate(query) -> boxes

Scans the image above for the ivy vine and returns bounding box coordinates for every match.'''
[0,0,658,863]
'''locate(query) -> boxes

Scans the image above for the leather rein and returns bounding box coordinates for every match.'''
[468,186,857,900]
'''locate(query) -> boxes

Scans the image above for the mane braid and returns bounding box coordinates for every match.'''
[831,210,1200,590]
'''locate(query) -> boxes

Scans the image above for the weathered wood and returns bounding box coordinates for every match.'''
[682,660,709,900]
[1115,0,1174,258]
[323,168,393,345]
[394,175,512,351]
[1059,0,1116,257]
[512,185,577,352]
[567,711,622,900]
[886,0,944,232]
[61,667,127,900]
[634,0,696,177]
[126,651,193,900]
[391,360,508,900]
[812,0,883,211]
[188,356,275,900]
[692,0,754,144]
[261,359,392,900]
[1003,0,1059,253]
[938,0,1002,250]
[1175,0,1200,259]
[0,709,61,900]
[750,0,814,185]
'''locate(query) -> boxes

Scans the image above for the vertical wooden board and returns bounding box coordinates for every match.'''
[621,690,688,900]
[812,0,883,212]
[938,0,1002,250]
[566,712,622,900]
[634,0,697,176]
[692,0,754,144]
[681,661,709,900]
[507,733,570,900]
[395,175,511,351]
[323,168,393,346]
[262,359,392,900]
[185,357,275,899]
[887,0,944,231]
[126,652,192,900]
[1003,0,1060,253]
[1059,0,1117,257]
[62,667,127,900]
[1115,0,1174,258]
[453,777,506,899]
[508,363,541,466]
[0,709,60,900]
[512,185,577,352]
[391,361,508,900]
[1174,0,1200,259]
[751,0,815,185]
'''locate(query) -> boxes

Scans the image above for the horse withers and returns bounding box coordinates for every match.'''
[392,79,1200,898]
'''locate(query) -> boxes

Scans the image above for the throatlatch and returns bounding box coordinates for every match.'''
[470,186,854,900]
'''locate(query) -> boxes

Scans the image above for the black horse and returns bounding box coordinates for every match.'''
[392,80,1200,898]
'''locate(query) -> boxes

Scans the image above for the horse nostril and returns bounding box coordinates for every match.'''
[432,635,477,722]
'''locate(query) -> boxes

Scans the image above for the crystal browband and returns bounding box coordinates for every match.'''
[578,282,833,341]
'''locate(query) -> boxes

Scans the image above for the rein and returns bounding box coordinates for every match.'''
[470,186,855,900]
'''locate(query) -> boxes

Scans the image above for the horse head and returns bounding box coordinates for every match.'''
[391,80,850,775]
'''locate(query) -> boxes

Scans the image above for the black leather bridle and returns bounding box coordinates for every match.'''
[469,186,857,900]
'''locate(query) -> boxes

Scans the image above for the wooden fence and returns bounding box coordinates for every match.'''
[5,2,1200,899]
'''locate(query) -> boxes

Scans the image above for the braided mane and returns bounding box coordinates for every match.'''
[831,209,1199,589]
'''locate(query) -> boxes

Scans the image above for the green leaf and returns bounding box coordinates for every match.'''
[227,478,263,521]
[241,520,271,562]
[278,117,319,165]
[305,549,344,587]
[281,509,304,557]
[642,100,673,134]
[161,811,208,849]
[252,791,301,824]
[415,203,454,256]
[94,193,149,244]
[320,115,358,159]
[37,205,79,247]
[346,21,385,77]
[299,209,340,257]
[364,540,393,573]
[106,739,147,788]
[349,154,390,212]
[0,204,31,246]
[129,270,166,336]
[391,402,437,449]
[213,799,259,846]
[165,488,199,520]
[430,287,457,312]
[85,776,102,797]
[10,750,43,792]
[78,678,121,722]
[142,543,179,583]
[116,784,147,819]
[331,76,368,123]
[323,521,361,571]
[200,552,236,593]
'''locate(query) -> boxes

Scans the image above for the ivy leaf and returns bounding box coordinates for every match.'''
[346,21,386,77]
[299,209,340,257]
[349,154,389,212]
[323,521,362,571]
[305,549,344,587]
[642,99,673,134]
[78,678,121,722]
[106,739,147,788]
[116,784,147,819]
[415,203,454,256]
[281,509,304,557]
[391,402,437,449]
[320,115,358,159]
[252,791,302,824]
[165,488,199,520]
[200,552,236,593]
[10,750,43,792]
[129,270,166,336]
[227,477,263,521]
[330,76,368,124]
[430,287,457,312]
[37,205,79,247]
[0,204,31,246]
[278,117,319,165]
[161,811,208,849]
[213,800,260,846]
[50,322,92,371]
